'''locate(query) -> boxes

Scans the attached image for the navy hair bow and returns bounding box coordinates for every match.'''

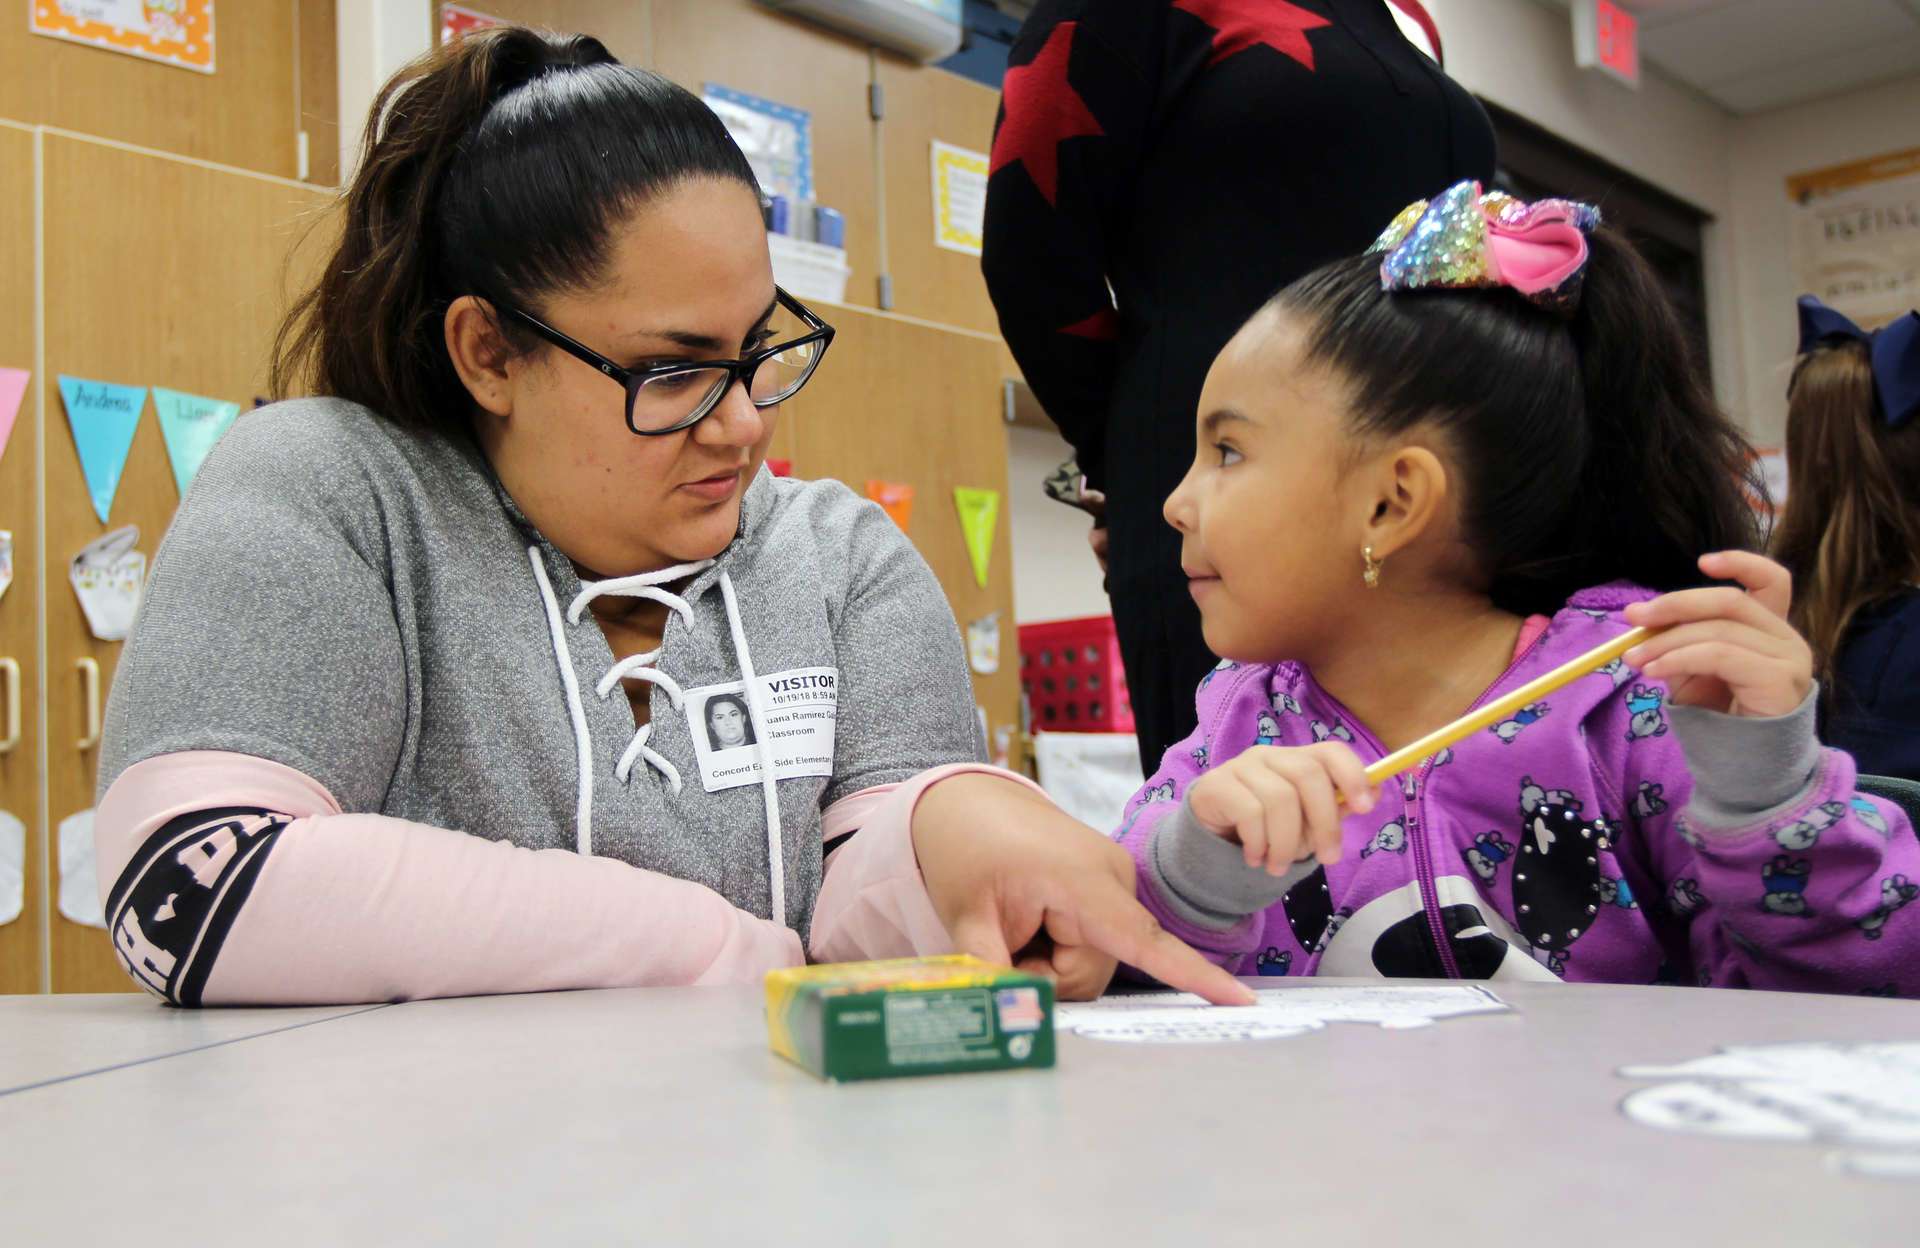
[1796,295,1920,429]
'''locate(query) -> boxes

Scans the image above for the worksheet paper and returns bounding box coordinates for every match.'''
[1619,1041,1920,1180]
[1055,984,1511,1043]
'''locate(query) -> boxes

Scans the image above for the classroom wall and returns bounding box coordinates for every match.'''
[1721,72,1920,447]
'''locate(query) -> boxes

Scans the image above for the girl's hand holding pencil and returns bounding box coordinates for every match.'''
[1622,551,1814,719]
[1186,552,1816,873]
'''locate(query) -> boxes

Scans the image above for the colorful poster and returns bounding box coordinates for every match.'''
[31,0,216,74]
[1789,147,1920,330]
[703,83,812,203]
[439,4,503,44]
[0,368,26,469]
[932,140,990,256]
[152,386,239,497]
[953,486,999,589]
[865,479,915,530]
[59,375,146,525]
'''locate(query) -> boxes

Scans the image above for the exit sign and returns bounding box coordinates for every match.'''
[1573,0,1640,88]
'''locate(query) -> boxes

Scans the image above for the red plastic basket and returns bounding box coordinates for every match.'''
[1018,615,1133,733]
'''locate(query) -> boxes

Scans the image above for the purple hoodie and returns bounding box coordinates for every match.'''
[1120,585,1920,994]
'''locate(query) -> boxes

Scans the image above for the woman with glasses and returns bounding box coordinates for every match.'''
[89,28,1242,1008]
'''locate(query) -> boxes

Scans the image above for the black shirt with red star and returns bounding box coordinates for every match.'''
[983,0,1494,575]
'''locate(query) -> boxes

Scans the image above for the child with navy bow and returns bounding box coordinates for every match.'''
[1773,296,1920,783]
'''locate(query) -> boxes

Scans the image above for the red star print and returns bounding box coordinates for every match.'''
[1173,0,1331,70]
[990,21,1103,207]
[1059,308,1118,340]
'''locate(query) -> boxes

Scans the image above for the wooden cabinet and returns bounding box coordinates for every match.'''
[0,123,43,995]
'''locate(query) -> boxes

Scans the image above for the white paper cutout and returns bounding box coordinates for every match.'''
[1620,1041,1920,1179]
[0,529,11,604]
[967,611,1001,675]
[0,810,24,926]
[58,808,106,929]
[1055,984,1511,1044]
[70,525,145,641]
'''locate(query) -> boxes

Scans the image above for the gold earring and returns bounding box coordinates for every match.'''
[1362,545,1382,589]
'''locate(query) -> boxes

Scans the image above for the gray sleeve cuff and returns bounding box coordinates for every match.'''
[1146,796,1306,931]
[1669,684,1823,831]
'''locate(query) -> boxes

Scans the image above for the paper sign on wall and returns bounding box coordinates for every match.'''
[953,486,999,589]
[31,0,217,74]
[59,375,146,525]
[865,480,915,530]
[0,811,23,927]
[704,84,812,203]
[932,140,990,256]
[0,368,27,469]
[0,530,12,606]
[58,809,106,929]
[967,611,1001,675]
[153,386,239,497]
[71,525,145,641]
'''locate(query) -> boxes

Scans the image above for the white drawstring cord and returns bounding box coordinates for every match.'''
[569,560,711,796]
[531,548,789,928]
[719,570,787,927]
[529,548,597,856]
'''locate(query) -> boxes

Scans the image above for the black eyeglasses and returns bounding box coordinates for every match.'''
[497,287,835,436]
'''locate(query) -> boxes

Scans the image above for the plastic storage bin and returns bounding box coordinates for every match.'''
[1018,615,1133,733]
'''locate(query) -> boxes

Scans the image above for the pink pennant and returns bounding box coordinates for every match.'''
[0,369,26,469]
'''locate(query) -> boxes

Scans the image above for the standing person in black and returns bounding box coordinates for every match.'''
[983,0,1496,773]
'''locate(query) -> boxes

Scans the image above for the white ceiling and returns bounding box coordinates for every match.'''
[1542,0,1920,113]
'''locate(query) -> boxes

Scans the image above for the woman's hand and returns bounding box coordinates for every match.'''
[912,775,1254,1005]
[1623,551,1814,718]
[1187,743,1376,874]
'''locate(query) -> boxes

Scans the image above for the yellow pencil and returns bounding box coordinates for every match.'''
[1358,626,1659,790]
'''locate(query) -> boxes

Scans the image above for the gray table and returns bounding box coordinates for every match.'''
[0,994,379,1096]
[2,979,1914,1245]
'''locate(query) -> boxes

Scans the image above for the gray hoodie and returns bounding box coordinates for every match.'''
[100,398,984,938]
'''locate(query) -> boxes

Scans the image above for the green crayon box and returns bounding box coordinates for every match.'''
[765,956,1056,1082]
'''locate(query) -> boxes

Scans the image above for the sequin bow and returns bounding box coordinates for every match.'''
[1367,180,1602,316]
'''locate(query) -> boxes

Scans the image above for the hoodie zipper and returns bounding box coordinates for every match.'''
[1311,625,1552,979]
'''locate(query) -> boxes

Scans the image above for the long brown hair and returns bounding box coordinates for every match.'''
[1773,341,1920,686]
[270,27,757,428]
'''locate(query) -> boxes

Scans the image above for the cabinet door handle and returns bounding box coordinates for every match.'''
[76,657,101,752]
[0,657,18,755]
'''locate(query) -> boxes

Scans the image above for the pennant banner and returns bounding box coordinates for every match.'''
[953,486,1000,589]
[59,375,147,525]
[0,368,26,471]
[153,386,240,497]
[866,479,915,531]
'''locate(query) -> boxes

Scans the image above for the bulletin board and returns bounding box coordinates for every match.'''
[30,0,217,74]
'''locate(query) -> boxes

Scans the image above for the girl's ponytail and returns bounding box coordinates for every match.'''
[1275,222,1762,616]
[1558,229,1764,595]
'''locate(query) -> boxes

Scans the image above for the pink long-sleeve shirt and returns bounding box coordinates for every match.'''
[97,753,1038,1005]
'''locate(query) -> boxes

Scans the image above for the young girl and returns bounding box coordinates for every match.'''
[1117,181,1920,992]
[1772,297,1920,782]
